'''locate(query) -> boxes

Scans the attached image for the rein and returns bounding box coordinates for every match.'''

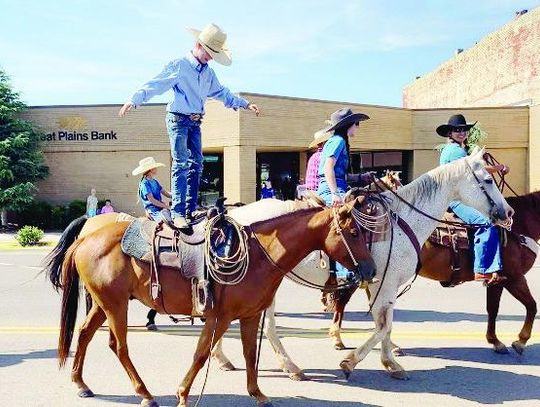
[483,152,520,197]
[372,163,499,230]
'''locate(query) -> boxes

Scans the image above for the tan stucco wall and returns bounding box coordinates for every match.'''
[403,7,540,108]
[23,95,533,210]
[529,104,540,192]
[410,107,529,194]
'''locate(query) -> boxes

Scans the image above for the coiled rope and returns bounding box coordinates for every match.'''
[204,215,250,285]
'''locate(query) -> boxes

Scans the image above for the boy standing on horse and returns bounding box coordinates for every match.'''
[119,23,260,230]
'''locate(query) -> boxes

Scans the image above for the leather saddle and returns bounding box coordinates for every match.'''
[428,212,470,250]
[427,211,472,287]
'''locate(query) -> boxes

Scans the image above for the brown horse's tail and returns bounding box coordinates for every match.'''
[43,215,87,291]
[58,240,82,368]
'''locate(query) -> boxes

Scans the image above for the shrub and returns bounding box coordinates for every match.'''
[16,225,44,246]
[66,200,86,221]
[15,200,52,229]
[50,205,66,229]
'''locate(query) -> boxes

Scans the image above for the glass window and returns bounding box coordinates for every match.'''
[199,154,223,207]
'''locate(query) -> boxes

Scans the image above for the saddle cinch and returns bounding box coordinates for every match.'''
[427,211,472,287]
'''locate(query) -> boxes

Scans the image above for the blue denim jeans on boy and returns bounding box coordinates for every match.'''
[166,112,204,218]
[449,201,502,274]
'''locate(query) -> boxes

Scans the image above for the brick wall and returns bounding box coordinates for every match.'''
[403,7,540,108]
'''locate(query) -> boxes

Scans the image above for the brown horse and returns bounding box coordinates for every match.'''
[325,190,539,355]
[45,198,374,407]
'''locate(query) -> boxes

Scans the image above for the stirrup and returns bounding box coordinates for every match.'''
[161,211,194,235]
[192,278,212,315]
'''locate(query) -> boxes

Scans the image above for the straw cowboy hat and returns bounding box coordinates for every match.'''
[188,23,232,66]
[308,120,333,149]
[132,157,165,176]
[318,108,370,135]
[436,114,477,137]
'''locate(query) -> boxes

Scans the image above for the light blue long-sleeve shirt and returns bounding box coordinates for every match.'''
[129,52,249,114]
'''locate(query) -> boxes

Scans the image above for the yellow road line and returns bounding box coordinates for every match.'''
[0,326,536,341]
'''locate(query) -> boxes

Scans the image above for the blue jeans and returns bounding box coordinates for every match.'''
[449,201,502,274]
[166,113,203,218]
[318,181,350,278]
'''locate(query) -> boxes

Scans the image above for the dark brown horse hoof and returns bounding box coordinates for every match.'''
[512,341,525,355]
[146,323,158,331]
[389,370,410,380]
[492,344,509,354]
[334,342,346,350]
[218,361,236,371]
[289,371,309,381]
[141,399,159,407]
[340,360,353,380]
[77,388,95,398]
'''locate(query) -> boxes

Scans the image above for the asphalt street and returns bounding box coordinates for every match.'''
[0,248,539,407]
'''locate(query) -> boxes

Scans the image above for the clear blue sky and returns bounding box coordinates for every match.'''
[1,0,539,107]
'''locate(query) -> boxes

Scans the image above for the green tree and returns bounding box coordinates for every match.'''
[0,69,48,225]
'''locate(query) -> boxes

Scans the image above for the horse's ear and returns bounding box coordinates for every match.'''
[469,145,485,159]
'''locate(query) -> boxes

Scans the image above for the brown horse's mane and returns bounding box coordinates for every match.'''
[249,206,323,230]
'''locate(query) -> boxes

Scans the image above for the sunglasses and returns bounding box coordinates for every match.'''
[452,127,468,133]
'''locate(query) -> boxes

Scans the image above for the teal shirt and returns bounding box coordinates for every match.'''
[440,143,467,165]
[318,135,348,184]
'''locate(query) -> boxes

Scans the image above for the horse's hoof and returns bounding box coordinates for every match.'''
[512,341,525,355]
[392,347,406,357]
[339,360,353,380]
[493,344,509,354]
[146,323,158,331]
[289,371,309,381]
[389,370,410,380]
[218,361,236,371]
[334,342,346,350]
[77,388,95,398]
[141,399,159,407]
[257,401,273,407]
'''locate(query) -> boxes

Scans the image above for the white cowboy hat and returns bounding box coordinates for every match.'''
[188,23,232,66]
[308,120,332,149]
[132,157,165,176]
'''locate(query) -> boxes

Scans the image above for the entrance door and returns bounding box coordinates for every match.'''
[256,152,300,200]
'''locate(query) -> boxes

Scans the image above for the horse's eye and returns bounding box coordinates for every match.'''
[350,228,359,237]
[484,177,493,184]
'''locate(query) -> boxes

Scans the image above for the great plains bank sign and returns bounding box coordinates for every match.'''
[40,116,118,142]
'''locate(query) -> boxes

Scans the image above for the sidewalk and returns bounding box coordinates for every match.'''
[0,231,61,243]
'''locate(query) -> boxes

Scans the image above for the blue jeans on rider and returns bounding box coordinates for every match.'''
[449,201,502,274]
[318,178,351,279]
[166,112,204,219]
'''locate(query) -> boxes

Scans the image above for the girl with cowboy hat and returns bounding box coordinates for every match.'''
[132,157,172,222]
[316,108,376,283]
[437,114,510,286]
[119,23,260,230]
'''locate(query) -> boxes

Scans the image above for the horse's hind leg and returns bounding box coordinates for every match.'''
[105,301,157,407]
[240,313,272,406]
[211,338,236,371]
[177,316,231,407]
[505,276,537,355]
[264,298,306,381]
[486,284,508,353]
[72,303,106,397]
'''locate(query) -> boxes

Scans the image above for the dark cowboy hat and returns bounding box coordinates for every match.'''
[319,108,370,133]
[436,114,477,137]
